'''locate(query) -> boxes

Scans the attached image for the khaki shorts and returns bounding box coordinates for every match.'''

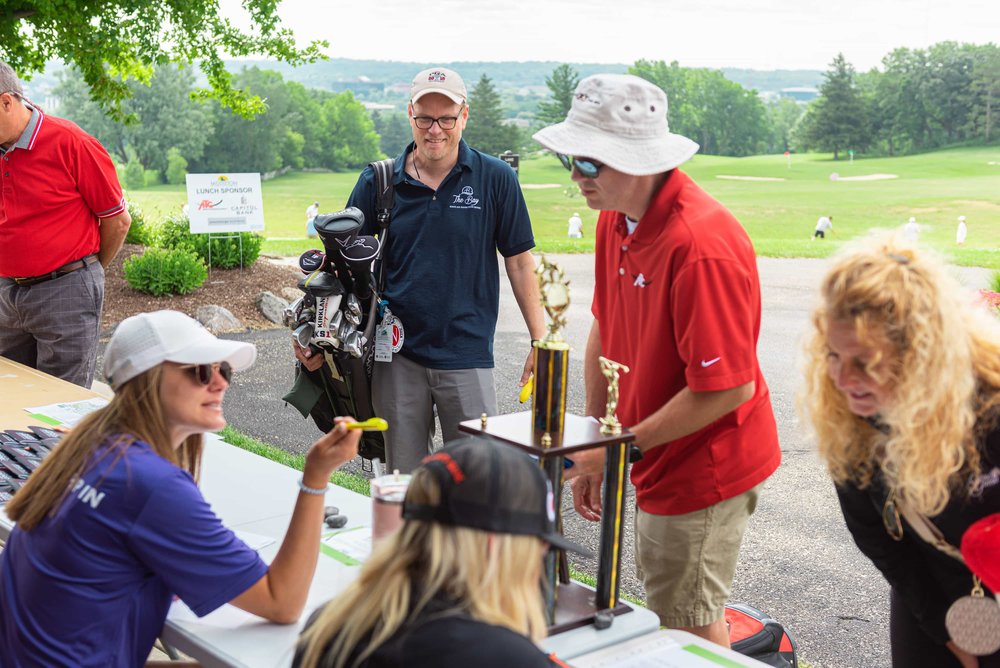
[635,483,763,628]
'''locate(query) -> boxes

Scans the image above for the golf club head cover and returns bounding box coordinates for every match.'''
[298,249,327,274]
[297,271,345,298]
[314,208,364,290]
[340,235,380,300]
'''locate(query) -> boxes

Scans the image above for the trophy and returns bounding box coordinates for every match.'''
[458,256,635,634]
[532,256,571,436]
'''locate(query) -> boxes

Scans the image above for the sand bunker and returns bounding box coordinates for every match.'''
[716,175,786,182]
[835,173,898,181]
[520,183,562,190]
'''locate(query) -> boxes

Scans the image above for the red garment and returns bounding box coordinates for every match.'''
[962,513,1000,592]
[592,169,780,515]
[0,110,125,276]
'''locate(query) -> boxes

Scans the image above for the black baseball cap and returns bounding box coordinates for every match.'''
[403,440,593,557]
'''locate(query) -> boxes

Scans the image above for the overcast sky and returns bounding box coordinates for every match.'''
[245,0,997,71]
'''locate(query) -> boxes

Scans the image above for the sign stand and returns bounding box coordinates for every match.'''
[206,232,245,281]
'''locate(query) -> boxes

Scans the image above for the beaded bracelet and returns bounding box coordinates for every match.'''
[298,477,330,496]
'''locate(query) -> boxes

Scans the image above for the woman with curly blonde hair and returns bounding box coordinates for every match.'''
[802,234,1000,667]
[293,439,588,668]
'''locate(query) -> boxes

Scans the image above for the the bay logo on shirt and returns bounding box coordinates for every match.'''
[450,186,481,210]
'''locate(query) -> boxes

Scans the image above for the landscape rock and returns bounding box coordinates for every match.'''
[255,291,288,324]
[280,287,302,302]
[196,305,244,333]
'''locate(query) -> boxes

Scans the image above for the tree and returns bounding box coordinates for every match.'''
[536,64,580,125]
[371,110,413,157]
[1,0,326,121]
[55,64,212,175]
[320,92,383,170]
[800,54,869,159]
[165,148,188,186]
[767,97,805,153]
[463,74,520,157]
[969,45,1000,142]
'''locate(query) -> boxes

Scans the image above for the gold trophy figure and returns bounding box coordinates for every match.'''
[532,256,571,435]
[598,356,630,435]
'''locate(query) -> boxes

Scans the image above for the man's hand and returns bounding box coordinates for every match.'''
[565,447,605,480]
[572,474,603,522]
[519,346,534,387]
[292,339,324,372]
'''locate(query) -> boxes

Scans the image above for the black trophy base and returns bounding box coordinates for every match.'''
[548,581,633,636]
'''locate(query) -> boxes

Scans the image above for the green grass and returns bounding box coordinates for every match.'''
[218,425,371,497]
[127,146,1000,269]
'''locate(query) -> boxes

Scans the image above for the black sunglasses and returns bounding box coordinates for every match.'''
[178,361,233,385]
[557,153,603,179]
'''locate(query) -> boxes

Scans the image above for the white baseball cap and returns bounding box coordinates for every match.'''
[104,310,256,389]
[533,73,699,176]
[410,67,467,105]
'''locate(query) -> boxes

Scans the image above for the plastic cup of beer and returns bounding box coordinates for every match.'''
[371,471,411,542]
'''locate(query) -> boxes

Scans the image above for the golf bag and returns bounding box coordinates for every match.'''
[284,159,395,465]
[726,603,799,668]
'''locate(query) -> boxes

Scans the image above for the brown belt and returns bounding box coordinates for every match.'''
[11,255,100,287]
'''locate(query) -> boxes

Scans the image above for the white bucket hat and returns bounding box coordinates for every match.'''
[533,74,699,176]
[103,310,256,389]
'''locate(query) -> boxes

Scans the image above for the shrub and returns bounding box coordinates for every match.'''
[990,270,1000,294]
[123,198,155,246]
[143,169,163,187]
[157,212,263,269]
[166,148,188,185]
[124,158,145,191]
[123,247,207,296]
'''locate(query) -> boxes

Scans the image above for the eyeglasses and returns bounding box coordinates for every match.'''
[558,154,603,179]
[178,361,233,386]
[882,488,904,541]
[412,107,464,130]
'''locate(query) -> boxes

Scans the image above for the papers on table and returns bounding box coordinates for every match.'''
[24,398,108,427]
[570,630,763,667]
[233,529,276,552]
[319,526,371,566]
[168,599,259,629]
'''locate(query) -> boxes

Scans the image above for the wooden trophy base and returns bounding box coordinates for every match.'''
[549,581,633,635]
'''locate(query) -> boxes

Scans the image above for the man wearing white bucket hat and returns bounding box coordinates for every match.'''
[535,74,780,647]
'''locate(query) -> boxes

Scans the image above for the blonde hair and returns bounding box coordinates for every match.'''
[296,467,548,668]
[801,233,1000,516]
[6,366,202,529]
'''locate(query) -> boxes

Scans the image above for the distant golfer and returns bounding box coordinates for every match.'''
[812,215,833,240]
[305,201,320,239]
[904,216,919,242]
[956,215,967,245]
[567,212,583,238]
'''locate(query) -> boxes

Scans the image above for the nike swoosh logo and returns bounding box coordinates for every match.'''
[701,357,721,367]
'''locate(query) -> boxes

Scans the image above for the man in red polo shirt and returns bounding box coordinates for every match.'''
[0,62,130,388]
[534,74,780,648]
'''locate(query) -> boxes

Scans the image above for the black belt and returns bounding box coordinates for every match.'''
[11,255,99,287]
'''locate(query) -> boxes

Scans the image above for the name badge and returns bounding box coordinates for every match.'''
[375,308,404,362]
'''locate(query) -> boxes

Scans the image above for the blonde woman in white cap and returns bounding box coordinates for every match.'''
[534,74,780,648]
[0,310,360,667]
[956,215,968,245]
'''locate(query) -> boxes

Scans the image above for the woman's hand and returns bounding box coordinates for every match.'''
[946,640,979,668]
[302,418,360,488]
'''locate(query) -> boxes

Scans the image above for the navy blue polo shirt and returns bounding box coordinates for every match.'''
[347,140,534,370]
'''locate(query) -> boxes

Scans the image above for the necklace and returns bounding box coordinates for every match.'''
[411,153,421,181]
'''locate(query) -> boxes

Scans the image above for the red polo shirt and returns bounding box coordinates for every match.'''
[592,169,780,515]
[0,109,125,276]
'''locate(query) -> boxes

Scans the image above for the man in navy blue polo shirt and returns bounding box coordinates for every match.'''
[305,67,545,473]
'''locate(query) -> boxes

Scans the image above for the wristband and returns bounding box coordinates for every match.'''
[298,477,330,496]
[628,445,643,463]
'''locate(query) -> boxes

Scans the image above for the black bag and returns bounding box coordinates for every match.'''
[294,159,395,465]
[726,603,798,668]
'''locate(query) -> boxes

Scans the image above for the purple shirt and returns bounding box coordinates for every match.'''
[0,438,268,667]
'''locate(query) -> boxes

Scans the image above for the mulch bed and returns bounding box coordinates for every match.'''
[101,244,303,335]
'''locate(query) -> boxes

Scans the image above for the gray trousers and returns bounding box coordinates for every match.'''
[0,261,105,388]
[372,353,497,473]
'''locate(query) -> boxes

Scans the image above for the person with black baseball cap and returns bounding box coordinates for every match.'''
[294,439,586,668]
